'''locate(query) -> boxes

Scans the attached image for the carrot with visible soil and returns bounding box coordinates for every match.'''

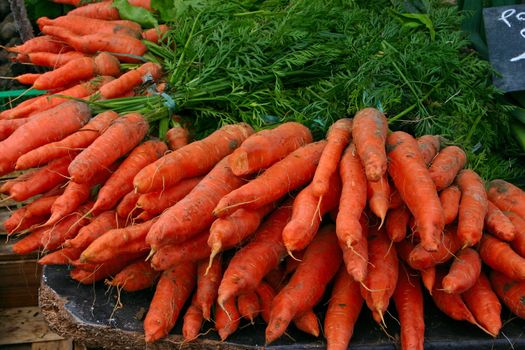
[387,131,444,252]
[416,135,441,165]
[215,297,241,341]
[38,246,83,265]
[0,119,29,141]
[386,205,410,242]
[463,271,502,337]
[506,211,525,257]
[490,270,525,319]
[150,230,211,271]
[165,126,190,151]
[6,35,71,54]
[442,248,481,294]
[228,121,312,176]
[136,177,201,215]
[339,216,369,283]
[107,259,160,292]
[69,113,148,184]
[367,174,390,226]
[66,1,121,20]
[428,146,467,191]
[182,303,204,341]
[98,62,163,99]
[336,143,367,247]
[485,201,516,241]
[134,123,253,193]
[64,210,121,250]
[12,227,47,254]
[479,234,525,280]
[217,203,293,307]
[40,204,92,250]
[487,179,525,219]
[455,169,488,247]
[37,15,140,37]
[324,267,363,350]
[393,264,425,350]
[408,226,462,270]
[440,185,461,225]
[214,141,326,218]
[311,118,352,197]
[237,291,260,323]
[283,171,341,252]
[16,51,87,68]
[360,226,399,324]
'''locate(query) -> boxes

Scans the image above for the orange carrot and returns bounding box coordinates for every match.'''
[360,226,398,324]
[23,194,60,219]
[351,108,388,182]
[12,227,47,254]
[237,291,260,323]
[0,119,30,141]
[16,51,87,68]
[367,174,390,226]
[182,303,203,341]
[0,170,37,193]
[455,169,488,247]
[116,190,141,220]
[38,15,141,37]
[463,271,501,337]
[67,2,121,20]
[408,226,462,270]
[40,204,92,250]
[283,171,341,252]
[128,0,152,9]
[3,73,41,85]
[428,146,467,191]
[42,25,147,63]
[142,25,170,44]
[92,140,167,213]
[146,156,245,249]
[311,118,352,197]
[490,270,525,319]
[336,143,367,247]
[38,246,83,265]
[479,234,525,280]
[217,203,293,307]
[339,215,369,283]
[389,188,404,209]
[0,101,90,175]
[264,265,287,292]
[195,256,222,321]
[416,135,441,165]
[393,264,425,350]
[80,219,156,263]
[485,201,516,241]
[136,177,202,215]
[266,224,342,344]
[70,253,145,284]
[134,123,253,193]
[387,131,444,252]
[487,179,525,219]
[256,281,276,323]
[107,259,160,292]
[4,209,48,235]
[69,113,148,184]
[165,126,190,151]
[64,211,120,252]
[386,205,410,242]
[150,230,211,271]
[6,35,71,54]
[324,267,363,350]
[98,62,163,99]
[293,310,320,337]
[442,248,481,294]
[506,211,525,257]
[228,121,312,176]
[440,185,461,225]
[215,297,240,341]
[421,267,436,294]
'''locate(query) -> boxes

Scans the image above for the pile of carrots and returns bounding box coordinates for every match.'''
[1,1,525,349]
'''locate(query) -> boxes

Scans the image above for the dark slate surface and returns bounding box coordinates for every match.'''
[42,265,525,349]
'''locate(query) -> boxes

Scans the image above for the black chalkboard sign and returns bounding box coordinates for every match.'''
[483,5,525,92]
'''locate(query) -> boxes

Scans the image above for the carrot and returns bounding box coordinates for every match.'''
[165,126,190,151]
[393,264,425,350]
[487,179,525,219]
[40,204,92,251]
[228,121,312,176]
[42,25,147,63]
[116,191,141,220]
[215,297,241,341]
[182,303,203,341]
[215,141,326,217]
[360,226,399,324]
[0,170,37,194]
[6,35,71,54]
[0,119,30,141]
[38,246,83,265]
[16,51,87,68]
[99,62,163,99]
[107,259,160,292]
[455,169,488,247]
[69,113,149,184]
[66,2,120,19]
[264,265,287,291]
[484,201,516,241]
[142,25,170,44]
[311,118,352,197]
[339,215,369,283]
[367,174,390,226]
[2,73,41,85]
[217,203,293,307]
[462,271,501,337]
[9,154,77,202]
[408,225,462,270]
[32,53,120,91]
[70,254,145,285]
[80,219,156,263]
[324,267,363,350]
[23,195,61,219]
[421,267,436,294]
[64,210,121,250]
[416,135,441,165]
[428,146,467,191]
[389,188,404,209]
[442,248,481,294]
[293,310,320,337]
[283,171,341,252]
[490,270,525,319]
[136,177,201,216]
[208,203,275,265]
[192,256,221,321]
[150,230,211,271]
[237,291,260,323]
[479,234,525,280]
[387,131,444,252]
[92,140,167,214]
[38,15,141,38]
[134,123,254,193]
[386,205,410,242]
[506,211,525,257]
[256,281,276,323]
[3,206,28,234]
[266,224,342,344]
[12,227,47,254]
[4,211,48,235]
[336,143,367,247]
[351,108,388,182]
[0,101,90,175]
[440,185,461,225]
